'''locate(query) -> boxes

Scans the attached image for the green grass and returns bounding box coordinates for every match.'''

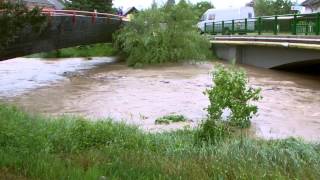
[1,104,320,179]
[26,43,116,58]
[155,114,187,124]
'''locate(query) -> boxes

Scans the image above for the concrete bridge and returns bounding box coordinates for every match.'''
[205,12,320,69]
[0,10,126,61]
[211,35,320,69]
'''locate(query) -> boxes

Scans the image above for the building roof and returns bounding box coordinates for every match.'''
[123,6,138,16]
[245,0,254,7]
[47,0,64,9]
[22,0,64,9]
[301,0,320,6]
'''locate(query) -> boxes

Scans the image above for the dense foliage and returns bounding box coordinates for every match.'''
[197,65,261,143]
[0,2,47,50]
[27,43,116,58]
[254,0,294,16]
[65,0,113,12]
[1,104,320,179]
[193,1,214,18]
[114,0,211,67]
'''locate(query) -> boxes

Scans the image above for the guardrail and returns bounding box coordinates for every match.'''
[0,9,128,21]
[204,13,320,36]
[41,9,128,21]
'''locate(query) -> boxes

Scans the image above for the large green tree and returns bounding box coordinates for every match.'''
[65,0,113,12]
[254,0,294,16]
[0,2,46,50]
[165,0,176,7]
[114,0,211,67]
[193,1,214,18]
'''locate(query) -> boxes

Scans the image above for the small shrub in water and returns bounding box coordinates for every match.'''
[197,65,261,144]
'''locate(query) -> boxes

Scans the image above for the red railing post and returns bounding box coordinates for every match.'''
[92,12,97,24]
[72,11,76,26]
[47,10,52,26]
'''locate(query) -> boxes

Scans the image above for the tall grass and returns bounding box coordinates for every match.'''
[26,43,116,58]
[1,104,320,179]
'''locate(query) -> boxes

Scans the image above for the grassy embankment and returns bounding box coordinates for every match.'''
[1,104,320,179]
[27,43,116,58]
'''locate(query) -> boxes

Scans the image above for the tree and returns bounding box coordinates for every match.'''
[0,1,47,50]
[271,0,293,15]
[114,0,211,67]
[196,65,261,144]
[151,0,157,9]
[254,0,294,16]
[193,1,214,18]
[65,0,113,12]
[165,0,176,7]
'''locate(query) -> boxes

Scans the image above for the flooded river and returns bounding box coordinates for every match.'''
[1,57,320,140]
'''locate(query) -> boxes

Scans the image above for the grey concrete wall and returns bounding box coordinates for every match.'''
[214,44,320,68]
[214,44,239,63]
[0,16,123,60]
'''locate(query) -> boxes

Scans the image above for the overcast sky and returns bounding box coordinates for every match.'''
[113,0,304,10]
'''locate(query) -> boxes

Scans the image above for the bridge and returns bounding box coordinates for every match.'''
[1,10,320,69]
[0,10,127,61]
[205,13,320,69]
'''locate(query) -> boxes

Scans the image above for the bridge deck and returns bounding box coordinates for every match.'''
[211,35,320,69]
[211,35,320,44]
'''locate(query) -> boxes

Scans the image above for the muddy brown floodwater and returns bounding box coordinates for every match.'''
[1,57,320,141]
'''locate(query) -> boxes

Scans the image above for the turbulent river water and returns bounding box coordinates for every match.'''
[1,57,320,140]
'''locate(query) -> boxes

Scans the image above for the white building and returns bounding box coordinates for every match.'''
[301,0,320,13]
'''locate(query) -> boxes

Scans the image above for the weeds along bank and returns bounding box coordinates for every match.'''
[27,43,116,58]
[1,104,320,179]
[1,66,320,179]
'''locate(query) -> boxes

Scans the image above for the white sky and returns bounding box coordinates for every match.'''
[113,0,305,11]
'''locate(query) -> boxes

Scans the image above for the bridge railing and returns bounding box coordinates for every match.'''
[204,13,320,36]
[41,9,129,21]
[0,8,129,21]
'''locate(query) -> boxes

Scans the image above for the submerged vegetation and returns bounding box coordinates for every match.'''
[27,43,116,58]
[1,104,320,179]
[114,0,211,67]
[155,114,187,124]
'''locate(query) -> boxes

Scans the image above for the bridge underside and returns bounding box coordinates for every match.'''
[0,16,123,60]
[212,38,320,69]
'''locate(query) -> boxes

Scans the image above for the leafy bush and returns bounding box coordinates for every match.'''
[197,65,261,144]
[114,0,211,67]
[155,114,187,124]
[0,2,47,50]
[65,0,113,13]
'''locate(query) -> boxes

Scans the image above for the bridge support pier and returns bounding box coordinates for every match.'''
[213,44,320,69]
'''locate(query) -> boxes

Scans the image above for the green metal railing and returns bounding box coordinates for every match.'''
[204,12,320,36]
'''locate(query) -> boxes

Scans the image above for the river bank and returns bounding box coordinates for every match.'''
[1,104,320,179]
[26,43,116,59]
